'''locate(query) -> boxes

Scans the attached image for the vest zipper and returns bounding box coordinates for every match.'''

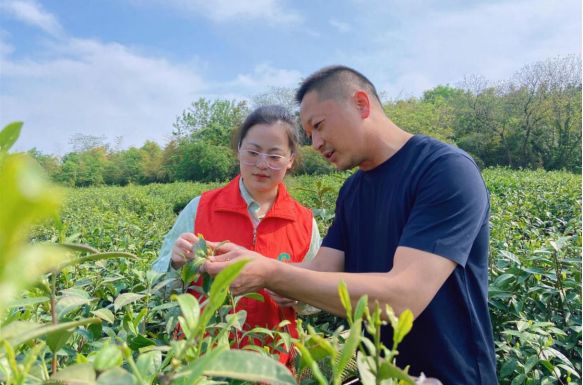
[252,227,257,247]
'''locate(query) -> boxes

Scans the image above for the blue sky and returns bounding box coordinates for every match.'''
[0,0,580,155]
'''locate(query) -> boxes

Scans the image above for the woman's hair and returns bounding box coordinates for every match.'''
[232,105,300,156]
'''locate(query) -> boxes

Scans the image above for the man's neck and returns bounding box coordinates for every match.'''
[359,117,413,171]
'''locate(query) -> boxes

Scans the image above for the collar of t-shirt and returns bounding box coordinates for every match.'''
[239,177,264,227]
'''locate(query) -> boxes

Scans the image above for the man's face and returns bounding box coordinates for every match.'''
[299,91,364,170]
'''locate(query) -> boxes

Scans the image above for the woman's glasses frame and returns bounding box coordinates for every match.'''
[238,148,292,170]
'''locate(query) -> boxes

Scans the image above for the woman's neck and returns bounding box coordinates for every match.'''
[243,179,279,207]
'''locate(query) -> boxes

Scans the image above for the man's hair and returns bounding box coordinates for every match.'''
[295,65,382,105]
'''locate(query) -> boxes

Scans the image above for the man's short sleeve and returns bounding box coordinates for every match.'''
[398,154,489,267]
[321,185,347,252]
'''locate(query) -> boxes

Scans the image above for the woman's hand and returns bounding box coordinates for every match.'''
[170,232,199,269]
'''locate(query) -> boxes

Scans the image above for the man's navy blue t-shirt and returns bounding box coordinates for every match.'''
[322,135,498,385]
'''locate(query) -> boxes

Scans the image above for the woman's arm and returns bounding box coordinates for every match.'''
[151,196,200,272]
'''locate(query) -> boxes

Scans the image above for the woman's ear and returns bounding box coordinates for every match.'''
[286,153,295,171]
[353,90,371,119]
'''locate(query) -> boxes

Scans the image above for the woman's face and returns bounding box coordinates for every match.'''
[238,122,294,195]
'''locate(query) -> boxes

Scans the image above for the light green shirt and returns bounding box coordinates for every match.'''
[152,178,321,273]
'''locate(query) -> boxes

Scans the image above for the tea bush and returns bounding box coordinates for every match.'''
[3,122,581,385]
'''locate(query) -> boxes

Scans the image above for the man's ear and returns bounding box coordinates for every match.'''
[353,90,371,119]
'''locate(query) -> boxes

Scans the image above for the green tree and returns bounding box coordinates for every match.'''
[452,79,511,167]
[173,98,249,147]
[295,146,335,175]
[532,55,582,171]
[104,147,142,185]
[139,141,166,183]
[383,96,455,143]
[27,148,62,179]
[160,140,179,182]
[422,84,467,104]
[56,147,108,187]
[168,140,237,182]
[452,55,582,171]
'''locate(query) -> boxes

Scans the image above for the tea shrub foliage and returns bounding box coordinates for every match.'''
[2,122,581,385]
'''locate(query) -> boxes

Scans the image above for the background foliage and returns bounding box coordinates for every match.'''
[16,167,580,384]
[28,55,581,187]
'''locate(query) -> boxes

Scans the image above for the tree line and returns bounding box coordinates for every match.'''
[28,55,581,187]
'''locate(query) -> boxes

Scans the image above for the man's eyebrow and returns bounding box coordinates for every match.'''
[307,115,322,126]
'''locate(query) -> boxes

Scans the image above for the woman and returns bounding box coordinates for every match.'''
[152,105,320,365]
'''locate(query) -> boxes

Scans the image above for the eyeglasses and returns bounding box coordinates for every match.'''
[239,149,291,170]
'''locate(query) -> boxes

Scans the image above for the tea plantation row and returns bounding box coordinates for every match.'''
[20,168,581,384]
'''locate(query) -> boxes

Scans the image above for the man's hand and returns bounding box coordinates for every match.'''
[171,233,199,269]
[266,289,298,307]
[203,242,277,296]
[206,240,241,256]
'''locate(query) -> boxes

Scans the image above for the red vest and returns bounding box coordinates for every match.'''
[192,175,313,363]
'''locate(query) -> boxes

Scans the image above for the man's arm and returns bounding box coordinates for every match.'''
[273,246,456,318]
[267,246,344,309]
[297,246,344,272]
[205,245,455,319]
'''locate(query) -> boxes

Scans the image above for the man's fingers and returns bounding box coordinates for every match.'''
[203,260,230,276]
[266,289,298,307]
[203,251,250,275]
[210,251,236,262]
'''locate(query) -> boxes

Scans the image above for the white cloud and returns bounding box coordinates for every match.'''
[2,0,580,155]
[0,0,63,36]
[0,36,209,154]
[232,63,302,90]
[329,19,351,33]
[358,0,581,97]
[139,0,303,24]
[0,34,304,154]
[0,0,306,154]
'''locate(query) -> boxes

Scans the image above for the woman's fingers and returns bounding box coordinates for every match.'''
[175,238,193,252]
[171,233,200,268]
[181,232,199,243]
[175,233,201,256]
[207,240,242,255]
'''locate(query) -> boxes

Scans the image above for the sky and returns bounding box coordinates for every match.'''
[0,0,580,155]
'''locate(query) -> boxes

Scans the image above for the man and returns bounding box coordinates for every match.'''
[203,65,498,384]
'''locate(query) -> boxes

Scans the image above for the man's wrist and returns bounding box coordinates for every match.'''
[266,258,285,291]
